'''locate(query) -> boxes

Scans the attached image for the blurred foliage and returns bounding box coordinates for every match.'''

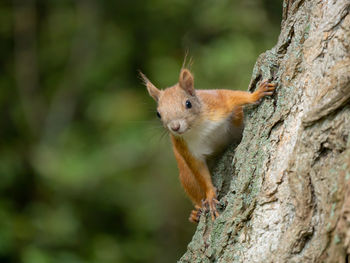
[0,0,281,262]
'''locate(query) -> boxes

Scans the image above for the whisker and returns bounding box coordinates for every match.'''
[125,119,159,123]
[160,129,169,141]
[144,128,169,144]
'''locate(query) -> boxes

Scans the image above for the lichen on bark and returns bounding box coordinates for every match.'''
[179,1,350,262]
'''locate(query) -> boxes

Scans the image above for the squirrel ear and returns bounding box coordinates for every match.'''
[139,71,160,102]
[179,69,195,96]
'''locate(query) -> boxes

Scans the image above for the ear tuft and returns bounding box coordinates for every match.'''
[179,69,195,96]
[139,71,160,102]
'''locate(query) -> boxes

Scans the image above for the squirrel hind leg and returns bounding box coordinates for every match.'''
[232,106,243,127]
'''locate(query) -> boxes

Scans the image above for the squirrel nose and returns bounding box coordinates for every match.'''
[171,124,180,132]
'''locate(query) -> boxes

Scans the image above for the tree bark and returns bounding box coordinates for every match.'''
[179,1,350,262]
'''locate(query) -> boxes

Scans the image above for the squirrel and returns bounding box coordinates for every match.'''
[140,68,275,223]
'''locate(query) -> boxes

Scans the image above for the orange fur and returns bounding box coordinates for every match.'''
[141,68,275,223]
[197,88,271,122]
[171,136,214,204]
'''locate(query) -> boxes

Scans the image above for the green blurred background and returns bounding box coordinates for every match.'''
[0,0,282,262]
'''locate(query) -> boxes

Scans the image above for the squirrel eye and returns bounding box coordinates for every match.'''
[156,111,161,119]
[185,100,192,109]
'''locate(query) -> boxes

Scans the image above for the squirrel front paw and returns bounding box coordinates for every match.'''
[189,205,202,223]
[256,79,276,99]
[202,196,220,221]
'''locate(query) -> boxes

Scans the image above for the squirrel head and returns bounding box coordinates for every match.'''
[141,69,202,136]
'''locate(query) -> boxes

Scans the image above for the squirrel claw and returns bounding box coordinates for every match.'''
[202,198,220,221]
[189,205,202,223]
[256,79,276,99]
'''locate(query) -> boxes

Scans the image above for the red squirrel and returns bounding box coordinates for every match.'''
[141,68,275,223]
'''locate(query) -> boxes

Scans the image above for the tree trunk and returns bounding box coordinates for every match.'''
[179,1,350,262]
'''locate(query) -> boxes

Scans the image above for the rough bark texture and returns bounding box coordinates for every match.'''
[179,0,350,262]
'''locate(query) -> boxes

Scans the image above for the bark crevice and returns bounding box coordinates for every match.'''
[179,1,350,262]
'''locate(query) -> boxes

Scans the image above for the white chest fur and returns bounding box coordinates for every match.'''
[182,117,243,160]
